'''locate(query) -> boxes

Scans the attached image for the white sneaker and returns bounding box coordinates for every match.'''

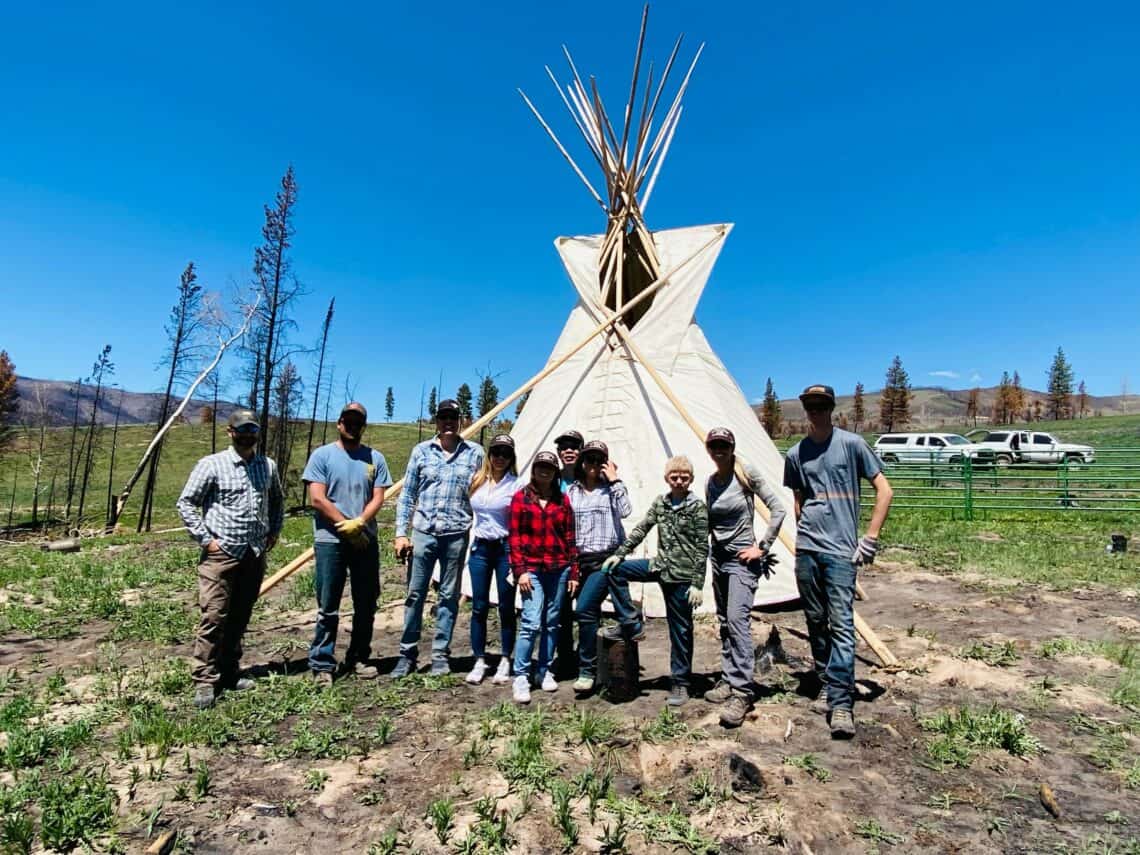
[465,658,488,685]
[491,658,512,685]
[541,673,558,693]
[513,675,531,704]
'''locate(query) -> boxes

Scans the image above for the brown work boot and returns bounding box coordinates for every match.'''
[312,670,334,690]
[829,708,856,739]
[809,685,829,715]
[349,662,380,680]
[193,684,216,710]
[704,679,733,704]
[719,694,751,728]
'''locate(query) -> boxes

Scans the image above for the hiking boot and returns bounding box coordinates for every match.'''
[491,658,512,685]
[391,656,417,678]
[312,670,334,689]
[541,673,558,692]
[667,685,690,707]
[810,685,829,715]
[466,658,488,685]
[224,677,255,692]
[704,679,733,704]
[349,662,380,680]
[430,658,451,677]
[830,708,856,739]
[193,684,215,710]
[600,622,645,643]
[719,694,751,728]
[513,675,531,704]
[573,675,595,694]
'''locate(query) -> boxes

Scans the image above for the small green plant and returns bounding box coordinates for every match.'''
[641,707,705,743]
[564,707,619,747]
[497,714,557,789]
[573,767,613,823]
[985,815,1010,836]
[374,715,394,746]
[853,817,905,846]
[145,799,165,838]
[38,769,117,851]
[784,753,832,783]
[427,797,455,844]
[598,807,629,854]
[920,705,1042,768]
[688,770,728,809]
[303,769,330,792]
[551,780,578,850]
[960,640,1020,667]
[1,810,34,854]
[1038,637,1089,658]
[367,824,402,855]
[1112,673,1140,710]
[194,761,212,800]
[1104,810,1129,825]
[463,737,490,769]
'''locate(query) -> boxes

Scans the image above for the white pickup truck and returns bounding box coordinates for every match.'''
[968,430,1096,465]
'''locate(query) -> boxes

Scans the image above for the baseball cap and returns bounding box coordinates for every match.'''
[489,434,515,451]
[228,409,259,430]
[533,451,560,469]
[581,440,609,460]
[799,384,836,406]
[436,399,461,416]
[339,401,368,422]
[705,427,735,446]
[555,429,584,448]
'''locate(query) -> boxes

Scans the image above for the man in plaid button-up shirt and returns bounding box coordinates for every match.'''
[176,409,284,709]
[392,400,484,677]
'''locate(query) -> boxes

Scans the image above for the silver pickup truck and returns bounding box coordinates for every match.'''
[968,430,1095,465]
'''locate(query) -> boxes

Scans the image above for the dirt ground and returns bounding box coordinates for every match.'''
[4,555,1139,854]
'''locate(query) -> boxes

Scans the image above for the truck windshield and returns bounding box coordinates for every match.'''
[985,432,1009,442]
[944,436,970,445]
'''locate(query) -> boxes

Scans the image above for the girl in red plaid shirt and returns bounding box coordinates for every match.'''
[508,451,580,703]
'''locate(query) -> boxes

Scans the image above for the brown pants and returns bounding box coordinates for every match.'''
[193,548,265,687]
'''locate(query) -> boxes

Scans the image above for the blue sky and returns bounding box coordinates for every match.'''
[2,1,1137,418]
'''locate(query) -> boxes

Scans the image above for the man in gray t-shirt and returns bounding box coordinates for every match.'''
[302,402,393,684]
[784,384,893,740]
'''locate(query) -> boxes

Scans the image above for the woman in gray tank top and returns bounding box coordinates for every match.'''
[702,427,786,728]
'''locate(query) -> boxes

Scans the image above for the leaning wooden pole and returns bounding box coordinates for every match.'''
[258,228,728,596]
[606,320,898,667]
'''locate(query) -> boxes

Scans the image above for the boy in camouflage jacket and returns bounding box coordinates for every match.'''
[600,456,709,706]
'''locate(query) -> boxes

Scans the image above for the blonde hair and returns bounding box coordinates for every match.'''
[469,448,518,495]
[664,455,694,476]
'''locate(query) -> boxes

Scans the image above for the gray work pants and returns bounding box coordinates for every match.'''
[711,548,759,699]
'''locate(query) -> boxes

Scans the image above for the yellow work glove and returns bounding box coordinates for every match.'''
[335,516,366,537]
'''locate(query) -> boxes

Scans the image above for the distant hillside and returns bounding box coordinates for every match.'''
[758,385,1132,432]
[14,376,243,427]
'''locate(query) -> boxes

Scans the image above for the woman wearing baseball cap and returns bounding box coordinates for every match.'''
[507,451,580,703]
[465,435,521,686]
[703,427,787,728]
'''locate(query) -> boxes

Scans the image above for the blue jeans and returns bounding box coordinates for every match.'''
[794,550,858,710]
[513,567,571,681]
[468,538,516,660]
[399,530,469,663]
[607,559,695,687]
[309,540,380,673]
[711,548,761,699]
[572,559,612,679]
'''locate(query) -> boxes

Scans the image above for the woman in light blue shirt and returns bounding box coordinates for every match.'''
[465,434,521,685]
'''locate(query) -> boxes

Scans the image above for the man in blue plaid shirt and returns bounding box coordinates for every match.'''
[177,409,284,709]
[393,399,484,676]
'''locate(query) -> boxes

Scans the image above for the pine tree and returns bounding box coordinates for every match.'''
[456,384,473,421]
[1077,380,1089,418]
[880,356,911,432]
[0,351,18,459]
[966,387,980,427]
[1047,346,1074,420]
[385,386,395,422]
[993,371,1012,424]
[1033,400,1043,421]
[477,375,500,418]
[515,390,531,417]
[1010,371,1026,423]
[76,345,114,523]
[852,382,865,432]
[760,378,782,436]
[427,386,438,419]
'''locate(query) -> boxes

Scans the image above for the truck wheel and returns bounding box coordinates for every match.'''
[1064,453,1083,464]
[996,454,1012,466]
[882,454,898,464]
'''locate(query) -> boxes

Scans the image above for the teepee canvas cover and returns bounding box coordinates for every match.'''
[510,222,799,615]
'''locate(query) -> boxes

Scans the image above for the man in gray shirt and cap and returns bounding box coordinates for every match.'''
[784,384,893,739]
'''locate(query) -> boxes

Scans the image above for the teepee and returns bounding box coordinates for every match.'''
[512,9,800,615]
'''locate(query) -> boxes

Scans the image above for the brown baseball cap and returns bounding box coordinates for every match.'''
[228,409,259,430]
[436,399,461,416]
[581,440,609,460]
[533,451,560,470]
[554,429,584,448]
[799,384,836,406]
[339,401,368,421]
[705,426,735,446]
[490,434,515,451]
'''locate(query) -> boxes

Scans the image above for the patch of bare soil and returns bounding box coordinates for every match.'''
[6,558,1140,854]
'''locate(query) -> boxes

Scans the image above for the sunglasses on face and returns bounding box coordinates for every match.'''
[707,442,731,452]
[582,455,605,465]
[233,424,260,435]
[804,404,828,413]
[556,443,581,453]
[490,448,513,459]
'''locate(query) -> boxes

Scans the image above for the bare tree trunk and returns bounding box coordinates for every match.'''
[211,371,220,454]
[77,349,112,524]
[46,472,56,524]
[6,470,15,532]
[64,378,81,519]
[104,391,123,530]
[320,366,335,446]
[305,298,335,468]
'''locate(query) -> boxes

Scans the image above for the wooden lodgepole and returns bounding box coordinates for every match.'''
[258,227,729,597]
[605,320,898,667]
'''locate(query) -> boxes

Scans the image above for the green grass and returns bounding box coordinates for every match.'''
[959,640,1020,667]
[920,705,1042,769]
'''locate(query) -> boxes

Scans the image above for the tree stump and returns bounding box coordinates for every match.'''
[598,634,640,702]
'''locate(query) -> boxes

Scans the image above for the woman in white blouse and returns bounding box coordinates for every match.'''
[465,434,521,685]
